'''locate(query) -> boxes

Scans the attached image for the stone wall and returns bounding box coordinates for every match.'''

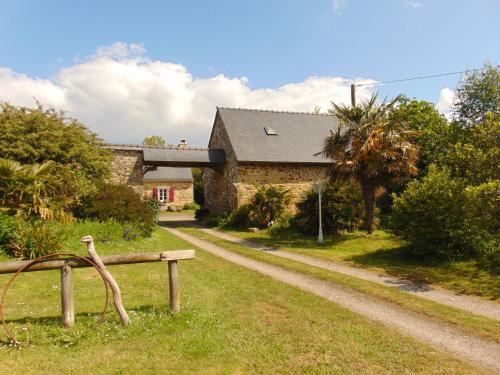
[110,149,144,194]
[110,148,194,206]
[203,116,330,214]
[203,113,238,214]
[234,163,329,212]
[143,181,194,207]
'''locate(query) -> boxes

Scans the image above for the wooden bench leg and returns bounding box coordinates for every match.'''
[168,260,180,313]
[61,264,75,328]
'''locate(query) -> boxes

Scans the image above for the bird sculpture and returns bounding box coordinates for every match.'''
[81,235,131,325]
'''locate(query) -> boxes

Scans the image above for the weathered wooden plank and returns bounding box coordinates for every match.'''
[160,250,195,261]
[0,250,195,274]
[168,260,180,314]
[60,264,74,328]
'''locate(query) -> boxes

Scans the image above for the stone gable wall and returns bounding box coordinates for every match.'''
[110,149,144,194]
[203,113,239,214]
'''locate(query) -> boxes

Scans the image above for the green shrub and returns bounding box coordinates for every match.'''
[84,184,157,237]
[194,207,228,227]
[195,208,210,222]
[295,182,365,235]
[0,213,17,253]
[248,185,290,228]
[464,181,499,272]
[390,166,484,261]
[269,214,293,235]
[7,221,63,259]
[224,204,252,229]
[183,202,200,211]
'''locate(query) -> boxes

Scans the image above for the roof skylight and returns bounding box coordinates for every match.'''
[264,126,277,135]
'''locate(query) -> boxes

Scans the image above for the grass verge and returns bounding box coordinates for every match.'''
[222,228,499,299]
[0,222,491,374]
[177,225,500,344]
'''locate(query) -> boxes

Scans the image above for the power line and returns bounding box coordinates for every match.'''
[355,65,497,87]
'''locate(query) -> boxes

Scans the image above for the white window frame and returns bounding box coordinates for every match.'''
[157,186,169,203]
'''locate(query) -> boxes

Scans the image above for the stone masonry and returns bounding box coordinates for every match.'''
[109,148,144,194]
[109,146,194,207]
[203,114,329,214]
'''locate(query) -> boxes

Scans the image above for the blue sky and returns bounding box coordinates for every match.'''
[0,0,499,145]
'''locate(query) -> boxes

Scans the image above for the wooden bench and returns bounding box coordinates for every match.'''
[0,250,195,327]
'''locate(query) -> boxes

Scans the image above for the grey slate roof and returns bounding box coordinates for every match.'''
[143,147,225,167]
[216,108,340,164]
[143,167,193,181]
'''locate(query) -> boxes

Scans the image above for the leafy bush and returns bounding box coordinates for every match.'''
[192,168,204,205]
[84,184,157,237]
[269,214,293,236]
[6,221,63,259]
[390,166,487,262]
[224,204,252,229]
[195,208,210,222]
[0,103,112,215]
[0,213,17,253]
[194,208,227,227]
[464,181,499,272]
[183,202,200,211]
[295,182,365,235]
[248,185,290,228]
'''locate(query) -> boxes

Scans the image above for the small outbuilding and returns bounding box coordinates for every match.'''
[143,167,194,207]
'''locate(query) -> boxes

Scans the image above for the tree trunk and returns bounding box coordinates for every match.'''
[362,178,376,234]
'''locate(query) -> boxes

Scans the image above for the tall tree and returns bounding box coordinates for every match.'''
[324,93,420,234]
[143,135,166,146]
[388,97,453,169]
[452,63,500,128]
[0,103,112,212]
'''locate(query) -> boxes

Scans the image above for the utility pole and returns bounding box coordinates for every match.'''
[350,83,356,107]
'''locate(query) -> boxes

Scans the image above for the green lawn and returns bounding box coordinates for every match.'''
[0,223,490,374]
[223,228,499,299]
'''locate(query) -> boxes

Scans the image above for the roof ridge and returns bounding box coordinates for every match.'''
[216,106,335,116]
[102,143,211,151]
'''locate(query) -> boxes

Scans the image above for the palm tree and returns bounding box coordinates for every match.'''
[0,158,56,219]
[323,93,420,234]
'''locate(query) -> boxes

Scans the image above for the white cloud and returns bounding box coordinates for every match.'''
[436,87,455,116]
[93,42,147,59]
[0,43,376,146]
[407,1,422,8]
[332,0,346,14]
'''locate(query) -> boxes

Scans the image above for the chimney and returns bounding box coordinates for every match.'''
[178,139,187,148]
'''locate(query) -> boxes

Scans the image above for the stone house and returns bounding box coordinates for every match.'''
[106,144,194,208]
[143,167,194,207]
[104,108,339,214]
[203,108,339,214]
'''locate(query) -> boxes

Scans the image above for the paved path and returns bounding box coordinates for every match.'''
[200,227,500,321]
[161,225,500,372]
